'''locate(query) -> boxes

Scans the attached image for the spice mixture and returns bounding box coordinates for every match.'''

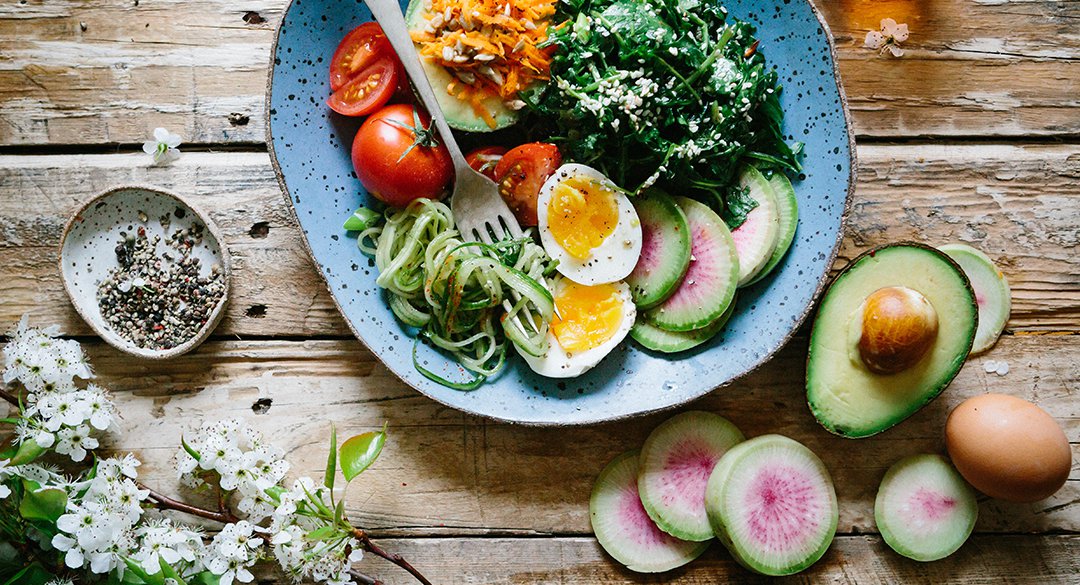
[96,210,226,350]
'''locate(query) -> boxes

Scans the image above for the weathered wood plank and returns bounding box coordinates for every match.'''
[70,334,1079,536]
[291,535,1080,584]
[0,0,1077,145]
[1,144,1076,336]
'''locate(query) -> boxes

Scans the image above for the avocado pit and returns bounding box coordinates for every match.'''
[855,286,938,375]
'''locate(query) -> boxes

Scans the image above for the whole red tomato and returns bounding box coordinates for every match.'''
[351,104,453,207]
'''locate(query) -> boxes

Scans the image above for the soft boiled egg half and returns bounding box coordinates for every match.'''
[537,163,642,285]
[518,277,636,378]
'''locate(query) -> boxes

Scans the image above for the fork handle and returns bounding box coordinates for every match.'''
[364,0,470,173]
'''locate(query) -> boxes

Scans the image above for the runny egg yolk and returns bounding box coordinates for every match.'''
[547,176,619,260]
[550,282,625,352]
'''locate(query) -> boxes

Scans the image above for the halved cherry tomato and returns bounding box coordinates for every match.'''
[352,104,453,207]
[326,58,398,117]
[330,23,392,92]
[466,146,508,180]
[493,143,562,227]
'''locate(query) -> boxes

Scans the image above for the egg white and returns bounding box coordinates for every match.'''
[537,163,643,286]
[517,278,636,378]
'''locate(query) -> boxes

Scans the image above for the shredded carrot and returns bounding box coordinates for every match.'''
[409,0,556,127]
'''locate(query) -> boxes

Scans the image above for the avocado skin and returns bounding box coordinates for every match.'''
[805,242,976,438]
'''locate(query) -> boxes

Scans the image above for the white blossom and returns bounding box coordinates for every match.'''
[143,127,183,165]
[865,18,909,57]
[55,424,97,462]
[205,521,260,584]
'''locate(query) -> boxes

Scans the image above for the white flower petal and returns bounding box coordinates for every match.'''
[143,141,158,155]
[886,44,904,57]
[864,30,886,50]
[880,18,898,35]
[64,547,85,569]
[153,127,170,142]
[893,23,910,43]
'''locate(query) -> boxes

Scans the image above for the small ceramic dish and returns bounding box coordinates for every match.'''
[58,185,231,359]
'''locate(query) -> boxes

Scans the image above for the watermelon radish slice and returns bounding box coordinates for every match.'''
[731,167,781,287]
[630,295,736,353]
[638,411,745,541]
[590,450,710,573]
[705,434,838,576]
[938,244,1011,355]
[644,197,739,332]
[746,172,799,286]
[626,189,692,309]
[875,454,978,562]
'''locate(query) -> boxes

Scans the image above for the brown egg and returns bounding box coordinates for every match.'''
[945,394,1071,502]
[857,286,939,375]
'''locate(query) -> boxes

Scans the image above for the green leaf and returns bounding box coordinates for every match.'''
[18,480,66,523]
[324,424,337,493]
[158,557,188,585]
[188,572,220,585]
[305,525,339,542]
[334,498,346,526]
[1,563,53,585]
[0,418,21,426]
[180,436,201,462]
[123,557,165,585]
[719,184,758,230]
[265,484,287,504]
[343,206,381,232]
[339,424,387,482]
[8,440,46,466]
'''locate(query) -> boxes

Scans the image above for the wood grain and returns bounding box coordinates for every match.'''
[70,333,1078,537]
[0,0,1077,146]
[1,143,1076,337]
[292,535,1080,584]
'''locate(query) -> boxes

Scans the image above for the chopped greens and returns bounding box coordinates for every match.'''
[524,0,802,227]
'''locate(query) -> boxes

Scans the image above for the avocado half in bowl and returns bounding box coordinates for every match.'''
[807,243,977,438]
[404,0,521,131]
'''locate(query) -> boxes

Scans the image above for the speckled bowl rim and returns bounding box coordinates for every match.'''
[264,0,857,427]
[57,184,233,360]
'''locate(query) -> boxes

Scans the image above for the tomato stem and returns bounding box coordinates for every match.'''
[382,108,441,163]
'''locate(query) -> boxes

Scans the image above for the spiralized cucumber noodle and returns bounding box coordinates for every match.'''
[358,199,556,389]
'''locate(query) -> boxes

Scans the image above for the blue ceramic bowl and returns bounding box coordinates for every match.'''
[267,0,854,425]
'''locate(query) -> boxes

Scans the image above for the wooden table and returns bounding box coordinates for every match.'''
[1,0,1077,582]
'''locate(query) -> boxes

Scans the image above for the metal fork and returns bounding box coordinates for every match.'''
[364,0,523,245]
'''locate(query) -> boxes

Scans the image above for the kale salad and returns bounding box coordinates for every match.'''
[523,0,802,227]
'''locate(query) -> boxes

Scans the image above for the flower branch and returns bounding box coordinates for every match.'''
[0,318,433,585]
[351,528,433,585]
[0,386,18,407]
[139,481,240,524]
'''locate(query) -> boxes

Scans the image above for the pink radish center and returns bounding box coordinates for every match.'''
[632,221,662,275]
[619,484,682,548]
[730,207,763,253]
[911,488,956,521]
[743,465,820,552]
[658,438,719,511]
[664,226,719,307]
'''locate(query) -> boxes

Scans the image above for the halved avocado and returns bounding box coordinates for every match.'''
[404,0,518,132]
[806,243,977,438]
